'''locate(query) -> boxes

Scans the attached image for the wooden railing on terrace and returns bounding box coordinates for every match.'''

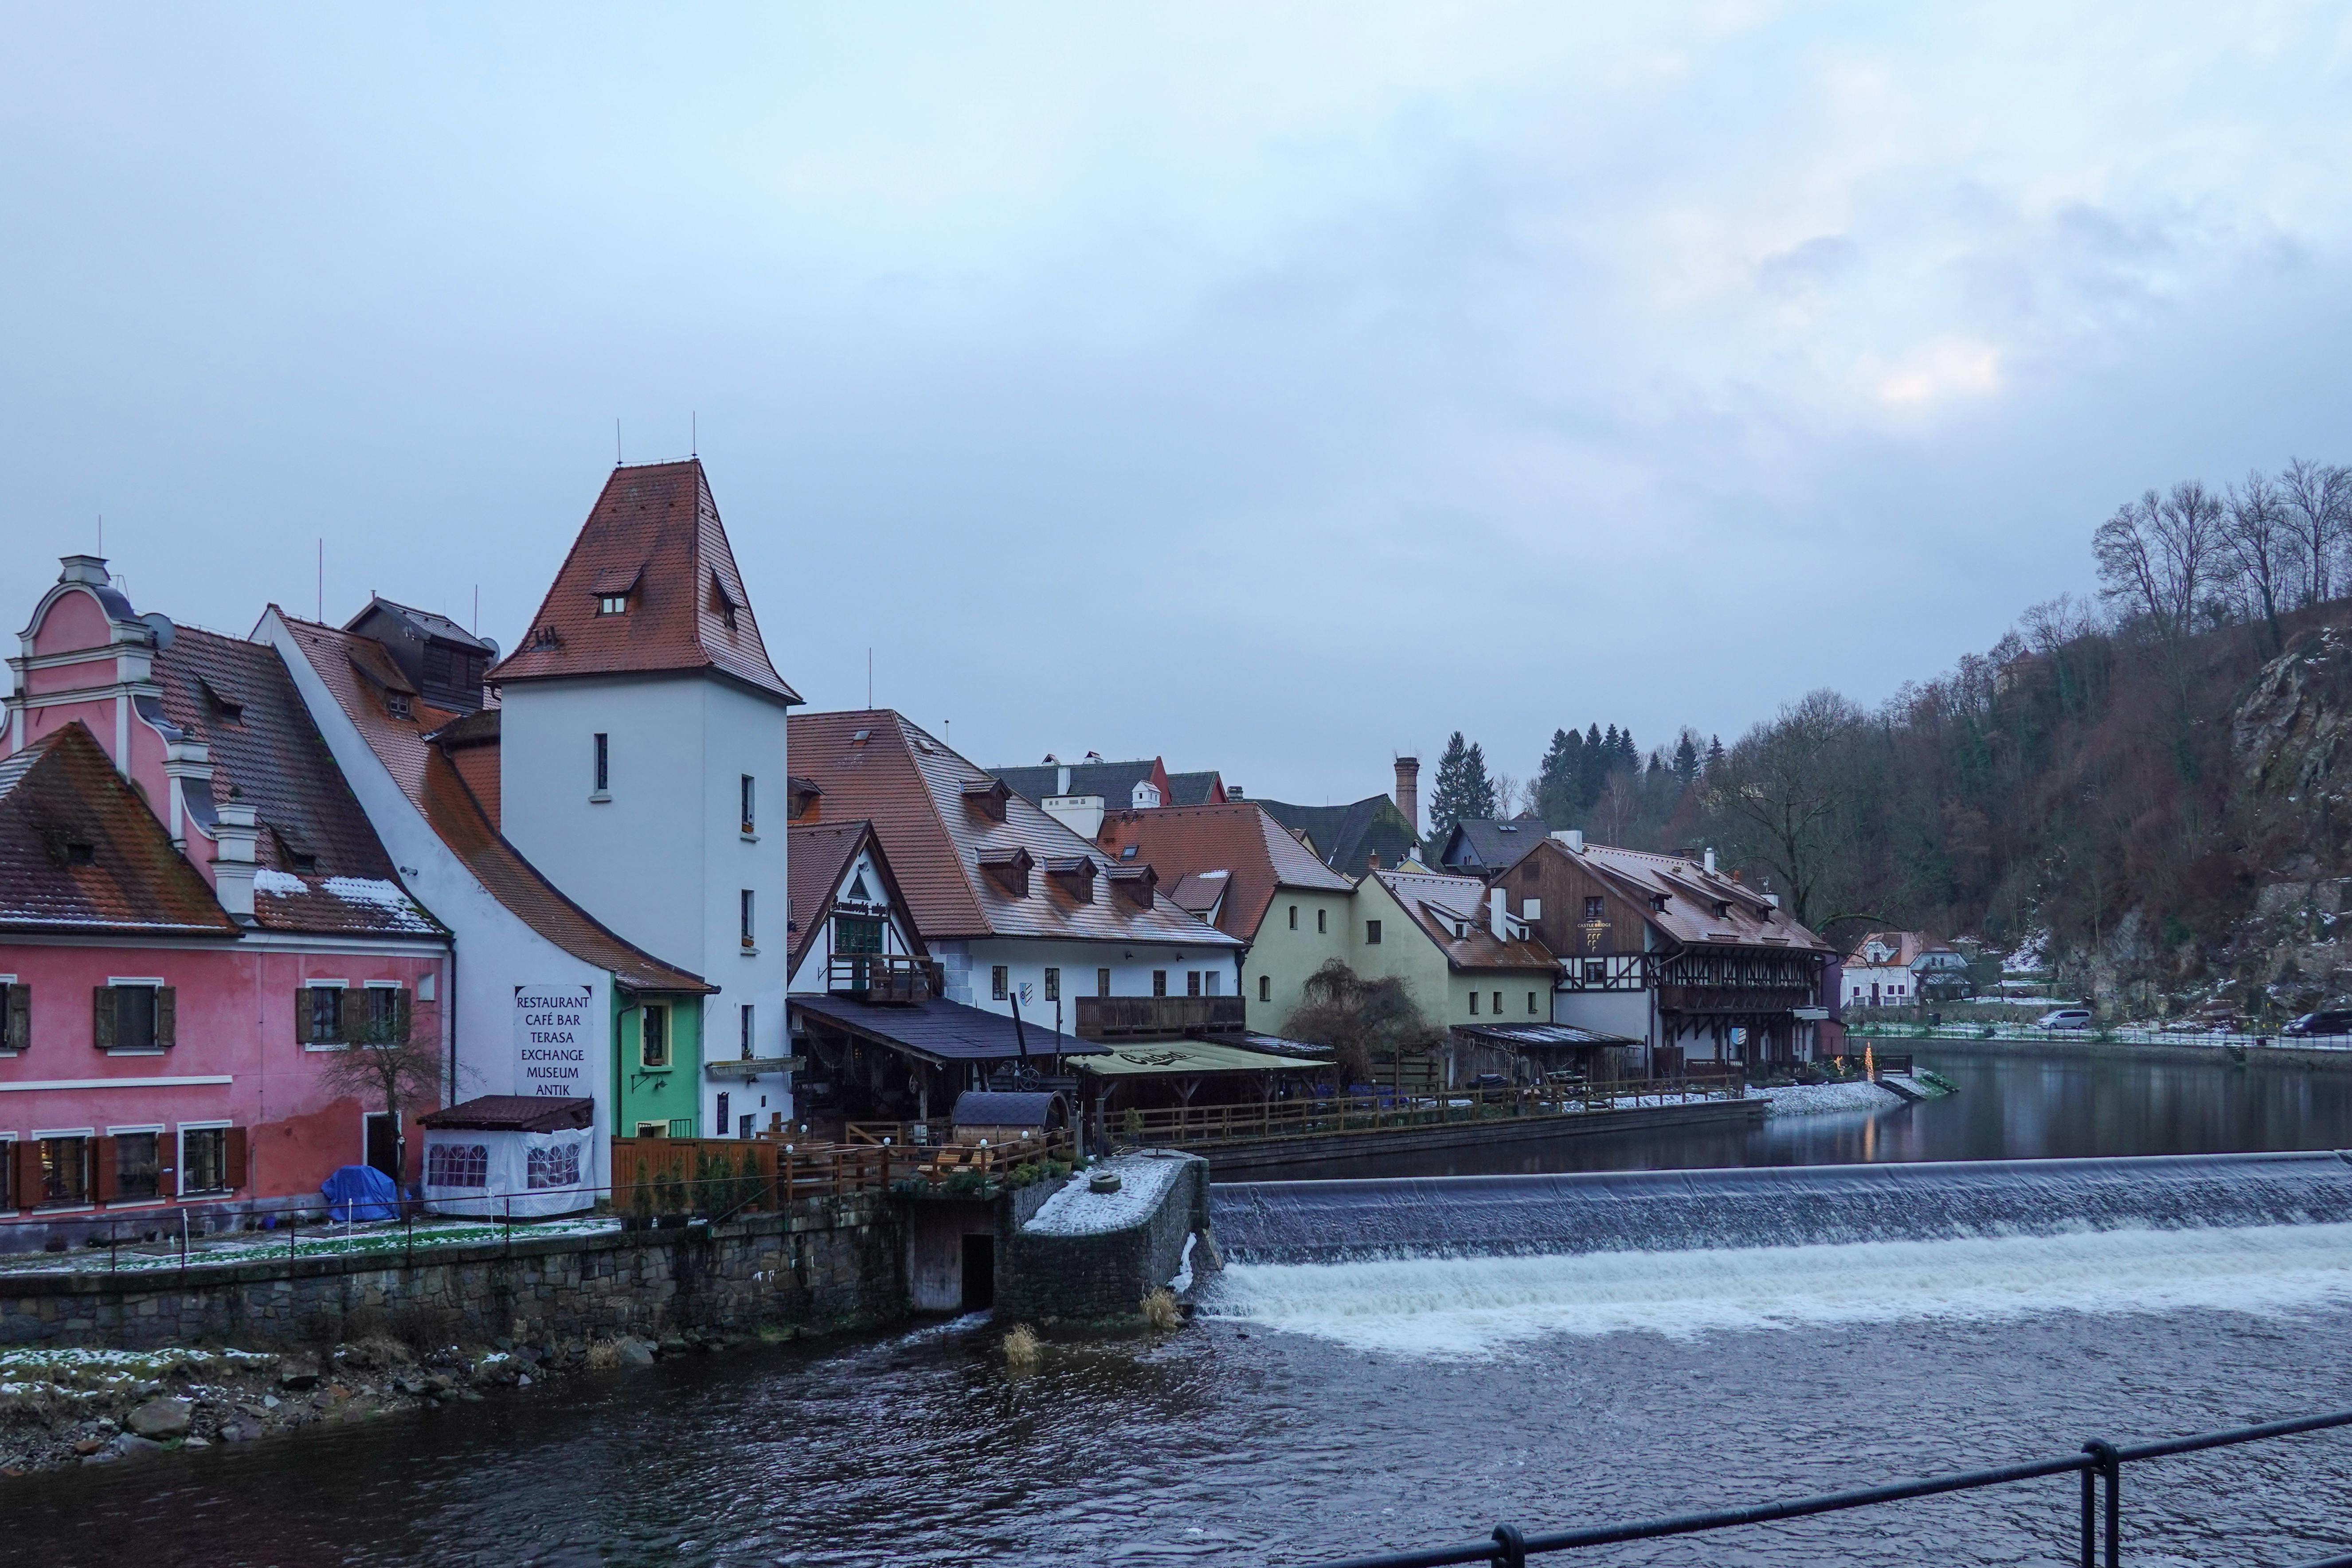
[609,1130,1072,1215]
[1108,1074,1747,1152]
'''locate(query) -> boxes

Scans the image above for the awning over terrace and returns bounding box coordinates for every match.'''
[1077,1037,1330,1078]
[787,992,1107,1064]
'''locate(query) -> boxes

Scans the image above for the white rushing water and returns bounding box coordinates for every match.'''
[1201,1222,2352,1358]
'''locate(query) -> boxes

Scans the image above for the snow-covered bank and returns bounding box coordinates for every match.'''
[1755,1081,1906,1116]
[1024,1152,1187,1236]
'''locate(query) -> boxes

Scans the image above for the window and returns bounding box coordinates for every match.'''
[1204,971,1221,997]
[740,1004,755,1060]
[1584,896,1606,922]
[714,1093,731,1142]
[740,889,756,949]
[741,774,756,834]
[640,1004,670,1069]
[1469,992,1479,1015]
[180,1127,233,1194]
[1187,971,1201,998]
[1258,975,1271,1003]
[991,966,1009,1001]
[1493,991,1503,1016]
[527,1142,582,1189]
[362,985,409,1044]
[598,593,629,615]
[0,981,26,1051]
[304,984,344,1045]
[1288,905,1297,931]
[1528,992,1539,1015]
[636,1122,668,1138]
[1583,960,1606,984]
[1365,920,1382,945]
[95,983,172,1052]
[387,691,413,720]
[1317,908,1327,935]
[1044,968,1060,1002]
[1097,968,1111,998]
[1152,971,1168,997]
[427,1143,489,1188]
[593,732,610,794]
[111,1132,161,1201]
[37,1136,89,1206]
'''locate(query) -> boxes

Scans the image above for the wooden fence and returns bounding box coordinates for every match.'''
[608,1132,1072,1215]
[1109,1075,1747,1152]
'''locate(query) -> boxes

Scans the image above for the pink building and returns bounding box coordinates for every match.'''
[0,558,450,1247]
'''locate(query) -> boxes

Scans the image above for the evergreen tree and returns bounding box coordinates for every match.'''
[1536,727,1582,827]
[1616,727,1639,768]
[1706,734,1725,774]
[1578,723,1608,809]
[1427,731,1499,839]
[1672,730,1702,790]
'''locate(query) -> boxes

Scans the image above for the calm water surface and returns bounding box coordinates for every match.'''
[8,1045,2352,1568]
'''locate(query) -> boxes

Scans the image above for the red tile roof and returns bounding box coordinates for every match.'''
[787,709,1240,947]
[485,460,799,704]
[153,624,441,938]
[786,820,923,974]
[0,723,239,936]
[1550,840,1835,954]
[279,614,711,994]
[1370,869,1558,973]
[1096,802,1355,942]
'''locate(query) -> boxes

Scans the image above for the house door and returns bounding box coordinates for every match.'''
[960,1233,995,1312]
[364,1113,399,1180]
[1870,982,1880,1006]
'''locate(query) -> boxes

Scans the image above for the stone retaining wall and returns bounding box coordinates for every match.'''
[996,1153,1209,1324]
[0,1195,906,1351]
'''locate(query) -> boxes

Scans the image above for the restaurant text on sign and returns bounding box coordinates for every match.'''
[515,985,591,1097]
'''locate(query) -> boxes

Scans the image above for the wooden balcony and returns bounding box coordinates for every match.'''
[1073,993,1248,1042]
[827,954,943,1005]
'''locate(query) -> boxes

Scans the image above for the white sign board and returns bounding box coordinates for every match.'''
[515,985,592,1098]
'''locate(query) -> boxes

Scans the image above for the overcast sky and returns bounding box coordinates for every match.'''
[6,4,2351,806]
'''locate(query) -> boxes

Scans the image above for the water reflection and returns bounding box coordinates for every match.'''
[1265,1045,2352,1180]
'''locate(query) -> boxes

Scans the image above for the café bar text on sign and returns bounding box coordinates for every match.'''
[515,985,592,1097]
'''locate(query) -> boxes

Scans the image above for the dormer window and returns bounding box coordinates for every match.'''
[591,563,642,616]
[597,593,628,616]
[387,692,413,720]
[288,852,318,875]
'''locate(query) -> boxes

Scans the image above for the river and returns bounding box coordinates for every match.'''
[9,1043,2352,1568]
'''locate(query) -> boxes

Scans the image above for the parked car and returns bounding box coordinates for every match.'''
[2035,1007,2094,1030]
[2284,1010,2352,1037]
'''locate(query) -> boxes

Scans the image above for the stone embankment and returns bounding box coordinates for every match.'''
[997,1150,1211,1325]
[0,1327,756,1475]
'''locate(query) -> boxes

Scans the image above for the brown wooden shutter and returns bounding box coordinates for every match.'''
[10,1139,35,1210]
[91,987,114,1051]
[91,1137,117,1203]
[393,988,412,1044]
[157,1136,176,1200]
[2,984,23,1051]
[154,987,176,1048]
[223,1127,248,1189]
[297,985,309,1044]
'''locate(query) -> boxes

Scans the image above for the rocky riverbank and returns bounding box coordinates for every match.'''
[0,1326,775,1475]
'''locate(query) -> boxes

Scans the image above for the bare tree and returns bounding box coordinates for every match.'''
[2278,457,2351,607]
[314,992,441,1189]
[2093,482,2224,644]
[1703,689,1868,928]
[1280,960,1437,1085]
[2221,468,2293,654]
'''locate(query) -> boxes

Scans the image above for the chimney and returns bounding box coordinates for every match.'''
[58,554,110,587]
[1489,885,1508,939]
[1552,829,1585,853]
[1056,764,1072,795]
[1393,755,1420,836]
[1367,850,1380,871]
[1703,847,1718,876]
[212,802,259,922]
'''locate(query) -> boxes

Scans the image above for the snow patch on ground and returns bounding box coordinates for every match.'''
[1024,1152,1187,1236]
[1757,1081,1905,1116]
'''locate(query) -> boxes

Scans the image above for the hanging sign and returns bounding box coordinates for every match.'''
[515,985,591,1097]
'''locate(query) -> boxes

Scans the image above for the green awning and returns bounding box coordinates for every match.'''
[1075,1038,1331,1078]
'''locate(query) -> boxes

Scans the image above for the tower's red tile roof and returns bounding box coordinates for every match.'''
[486,460,798,703]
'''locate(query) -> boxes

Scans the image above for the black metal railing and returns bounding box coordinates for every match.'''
[1302,1408,2352,1568]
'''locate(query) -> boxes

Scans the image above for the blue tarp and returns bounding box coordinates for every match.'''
[321,1163,399,1223]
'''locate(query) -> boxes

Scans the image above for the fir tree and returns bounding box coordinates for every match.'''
[1579,723,1608,809]
[1426,731,1499,838]
[1536,727,1582,827]
[1706,734,1725,774]
[1672,730,1702,790]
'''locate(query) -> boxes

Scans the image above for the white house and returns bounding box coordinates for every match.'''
[487,460,801,1136]
[1842,931,1962,1009]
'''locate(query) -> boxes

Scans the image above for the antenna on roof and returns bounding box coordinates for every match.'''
[867,647,873,709]
[473,585,480,636]
[97,513,102,556]
[691,411,697,457]
[317,539,324,621]
[615,418,622,466]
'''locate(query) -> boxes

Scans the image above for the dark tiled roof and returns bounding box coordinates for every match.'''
[153,625,439,937]
[792,711,1239,947]
[1165,770,1226,806]
[486,460,799,703]
[420,1095,594,1132]
[787,992,1107,1063]
[346,596,496,654]
[1256,794,1420,876]
[991,759,1161,809]
[1438,814,1551,873]
[280,615,712,993]
[0,723,238,936]
[1096,802,1355,942]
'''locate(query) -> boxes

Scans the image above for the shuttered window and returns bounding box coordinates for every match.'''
[0,982,26,1050]
[302,985,344,1045]
[362,986,411,1044]
[181,1127,236,1194]
[93,985,172,1051]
